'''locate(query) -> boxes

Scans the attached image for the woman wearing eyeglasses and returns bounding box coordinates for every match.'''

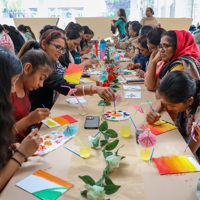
[146,30,200,91]
[19,29,115,111]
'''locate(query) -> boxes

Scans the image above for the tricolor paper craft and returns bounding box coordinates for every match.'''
[153,155,200,175]
[42,115,78,129]
[36,126,78,155]
[16,170,74,200]
[64,63,84,84]
[123,85,142,90]
[80,78,96,83]
[141,120,177,135]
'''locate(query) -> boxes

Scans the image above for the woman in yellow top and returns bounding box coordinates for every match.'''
[140,7,158,29]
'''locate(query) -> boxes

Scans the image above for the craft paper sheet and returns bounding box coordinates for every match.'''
[64,63,84,84]
[123,85,141,90]
[42,115,78,129]
[36,127,78,155]
[16,170,74,200]
[124,91,141,99]
[141,120,177,135]
[153,155,200,175]
[66,97,87,104]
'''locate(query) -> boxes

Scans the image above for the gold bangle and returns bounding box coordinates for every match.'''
[14,124,19,134]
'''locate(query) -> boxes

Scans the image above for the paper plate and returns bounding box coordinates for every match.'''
[104,110,130,121]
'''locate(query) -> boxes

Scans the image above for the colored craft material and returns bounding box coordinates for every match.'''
[81,78,96,83]
[141,120,177,135]
[64,63,84,84]
[36,129,76,155]
[132,105,144,113]
[104,110,130,121]
[42,115,78,129]
[153,155,200,175]
[64,146,83,158]
[61,85,87,113]
[138,130,156,147]
[16,170,73,200]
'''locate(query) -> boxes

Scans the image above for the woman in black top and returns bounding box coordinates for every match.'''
[3,24,25,54]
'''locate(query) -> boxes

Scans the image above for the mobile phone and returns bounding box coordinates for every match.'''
[84,116,100,129]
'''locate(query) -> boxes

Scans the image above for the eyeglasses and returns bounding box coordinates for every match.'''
[49,42,66,54]
[147,45,157,52]
[157,44,174,51]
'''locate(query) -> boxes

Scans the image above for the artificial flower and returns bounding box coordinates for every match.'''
[88,136,101,149]
[85,184,105,200]
[106,153,122,172]
[108,75,114,81]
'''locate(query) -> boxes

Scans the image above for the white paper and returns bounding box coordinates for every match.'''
[118,75,126,84]
[66,97,87,104]
[89,71,101,75]
[124,91,141,99]
[120,57,131,62]
[123,85,141,90]
[16,175,64,193]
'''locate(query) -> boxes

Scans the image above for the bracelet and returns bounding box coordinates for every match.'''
[82,85,85,96]
[10,157,21,167]
[14,149,28,162]
[14,124,19,134]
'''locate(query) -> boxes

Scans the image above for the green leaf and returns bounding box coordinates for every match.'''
[105,101,111,106]
[103,151,113,159]
[104,140,119,151]
[120,156,126,160]
[100,139,108,146]
[105,175,114,185]
[80,190,87,196]
[112,85,120,88]
[113,79,118,83]
[115,145,124,156]
[104,129,118,138]
[95,174,105,186]
[78,175,95,185]
[104,184,121,195]
[98,100,105,106]
[92,137,100,148]
[99,121,108,132]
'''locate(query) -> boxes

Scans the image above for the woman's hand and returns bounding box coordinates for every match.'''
[95,86,116,102]
[146,110,161,124]
[152,50,162,64]
[18,129,40,158]
[193,123,200,140]
[127,63,133,70]
[135,69,145,78]
[27,108,50,124]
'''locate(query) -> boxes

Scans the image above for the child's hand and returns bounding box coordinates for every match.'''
[27,108,50,124]
[193,123,200,140]
[135,69,145,78]
[126,63,133,70]
[146,110,161,124]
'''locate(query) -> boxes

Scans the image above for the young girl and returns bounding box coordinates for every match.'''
[18,30,115,111]
[0,47,40,190]
[146,71,200,154]
[11,48,52,142]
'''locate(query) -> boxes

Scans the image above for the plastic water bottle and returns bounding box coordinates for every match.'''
[109,45,115,60]
[114,51,120,64]
[75,51,81,64]
[100,39,106,59]
[92,44,96,58]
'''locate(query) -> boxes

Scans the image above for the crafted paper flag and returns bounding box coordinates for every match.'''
[16,170,74,200]
[42,115,78,129]
[64,63,84,84]
[153,155,200,175]
[140,120,177,135]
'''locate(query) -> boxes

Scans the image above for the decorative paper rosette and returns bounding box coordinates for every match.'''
[138,130,156,147]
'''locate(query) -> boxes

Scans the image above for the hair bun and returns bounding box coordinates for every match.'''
[30,41,40,49]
